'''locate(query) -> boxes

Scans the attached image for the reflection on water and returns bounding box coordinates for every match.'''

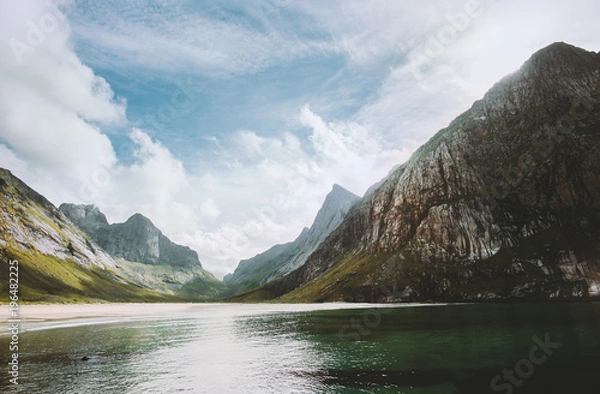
[1,303,600,393]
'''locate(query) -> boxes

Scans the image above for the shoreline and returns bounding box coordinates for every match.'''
[0,303,199,336]
[4,300,597,336]
[0,302,444,335]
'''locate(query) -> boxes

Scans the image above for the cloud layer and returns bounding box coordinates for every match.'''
[0,0,123,203]
[2,0,600,278]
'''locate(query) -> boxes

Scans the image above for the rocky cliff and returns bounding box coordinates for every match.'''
[0,168,221,302]
[269,42,600,302]
[60,204,201,268]
[59,203,220,297]
[225,184,359,293]
[0,168,170,302]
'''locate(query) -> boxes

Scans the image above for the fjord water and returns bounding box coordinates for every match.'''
[2,303,600,393]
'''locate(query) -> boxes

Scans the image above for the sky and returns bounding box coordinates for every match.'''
[1,0,599,279]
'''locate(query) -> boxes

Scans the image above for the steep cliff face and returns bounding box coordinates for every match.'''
[0,169,171,302]
[0,169,220,302]
[277,42,600,302]
[59,203,220,297]
[58,203,109,232]
[225,184,359,292]
[60,204,201,268]
[0,170,116,270]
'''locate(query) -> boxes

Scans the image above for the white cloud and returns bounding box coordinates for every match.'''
[64,0,325,77]
[2,0,600,281]
[199,199,221,220]
[295,0,478,65]
[300,105,408,192]
[340,0,600,154]
[127,128,187,201]
[95,129,194,232]
[0,0,123,204]
[107,105,407,278]
[0,144,28,175]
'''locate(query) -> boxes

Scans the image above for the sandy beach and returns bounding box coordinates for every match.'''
[2,303,195,320]
[0,302,423,335]
[0,303,199,335]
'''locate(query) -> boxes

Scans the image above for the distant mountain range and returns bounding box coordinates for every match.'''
[59,203,220,298]
[0,169,220,302]
[224,184,359,296]
[1,42,599,303]
[60,204,201,268]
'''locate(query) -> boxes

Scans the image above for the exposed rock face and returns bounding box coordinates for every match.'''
[60,204,201,268]
[0,169,116,270]
[58,203,109,232]
[276,42,600,302]
[0,170,219,302]
[59,203,220,298]
[0,168,155,302]
[225,184,359,290]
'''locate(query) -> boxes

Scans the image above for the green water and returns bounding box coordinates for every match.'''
[2,302,600,393]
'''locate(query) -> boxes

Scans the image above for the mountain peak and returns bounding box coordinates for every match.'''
[324,184,359,205]
[530,41,593,59]
[2,172,218,301]
[523,41,599,74]
[266,43,600,302]
[60,205,201,268]
[59,203,109,228]
[471,42,600,120]
[331,183,346,192]
[310,185,360,238]
[225,183,360,286]
[126,212,154,227]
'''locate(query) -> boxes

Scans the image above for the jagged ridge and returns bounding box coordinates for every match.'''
[0,168,174,302]
[60,204,201,268]
[224,184,359,293]
[267,42,600,302]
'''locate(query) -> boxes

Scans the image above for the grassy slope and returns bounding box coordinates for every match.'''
[112,258,226,300]
[0,171,225,303]
[0,246,179,303]
[225,269,279,296]
[0,246,230,303]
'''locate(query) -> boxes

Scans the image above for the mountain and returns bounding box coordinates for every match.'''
[3,42,598,304]
[60,204,200,268]
[259,42,600,302]
[224,184,359,295]
[0,167,221,302]
[0,168,173,302]
[59,203,220,297]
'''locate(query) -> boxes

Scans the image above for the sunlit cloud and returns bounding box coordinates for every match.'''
[1,0,600,278]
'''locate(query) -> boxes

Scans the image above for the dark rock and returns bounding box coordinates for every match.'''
[60,206,201,268]
[273,42,600,301]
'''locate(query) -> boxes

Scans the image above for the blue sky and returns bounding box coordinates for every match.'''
[2,0,600,278]
[66,0,392,167]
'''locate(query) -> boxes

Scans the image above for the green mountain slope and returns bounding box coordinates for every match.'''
[0,168,222,302]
